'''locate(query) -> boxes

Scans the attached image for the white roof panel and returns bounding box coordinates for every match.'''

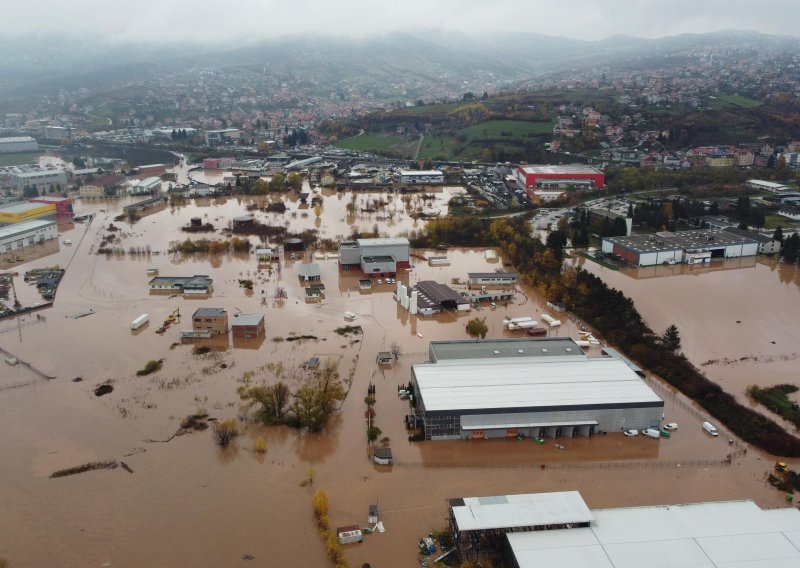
[454,491,593,532]
[604,539,713,568]
[697,533,800,564]
[461,414,597,430]
[414,358,661,412]
[512,546,614,568]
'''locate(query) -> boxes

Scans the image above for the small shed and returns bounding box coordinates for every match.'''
[337,525,363,545]
[298,263,322,282]
[256,247,279,263]
[285,238,305,252]
[359,279,372,290]
[376,352,393,365]
[306,357,320,370]
[232,215,255,230]
[373,447,393,465]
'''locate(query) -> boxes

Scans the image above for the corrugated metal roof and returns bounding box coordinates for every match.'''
[453,491,593,532]
[508,499,800,568]
[430,338,584,361]
[233,313,263,326]
[414,358,662,412]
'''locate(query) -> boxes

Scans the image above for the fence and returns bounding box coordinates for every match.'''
[391,458,730,471]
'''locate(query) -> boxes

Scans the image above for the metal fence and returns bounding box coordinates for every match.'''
[391,458,730,470]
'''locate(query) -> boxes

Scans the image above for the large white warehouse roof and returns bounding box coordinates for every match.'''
[414,357,661,412]
[508,499,800,568]
[453,491,594,532]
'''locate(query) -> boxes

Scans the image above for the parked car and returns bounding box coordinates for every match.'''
[702,421,719,437]
[623,429,639,437]
[643,428,661,439]
[663,423,678,431]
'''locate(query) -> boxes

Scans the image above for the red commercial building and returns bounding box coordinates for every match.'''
[28,196,73,217]
[516,165,605,200]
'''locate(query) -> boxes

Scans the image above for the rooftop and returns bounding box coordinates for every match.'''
[0,219,56,239]
[605,228,759,253]
[519,164,603,175]
[0,136,37,143]
[400,170,444,176]
[356,237,410,247]
[362,255,395,263]
[507,499,800,568]
[431,337,584,361]
[413,357,662,412]
[0,201,55,214]
[467,272,518,279]
[452,491,594,532]
[297,263,322,278]
[232,313,264,327]
[133,176,162,187]
[412,280,466,306]
[193,308,226,318]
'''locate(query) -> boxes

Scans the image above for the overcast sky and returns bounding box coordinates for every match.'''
[1,0,797,43]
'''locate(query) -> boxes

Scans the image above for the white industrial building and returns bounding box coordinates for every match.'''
[0,219,58,252]
[131,176,162,195]
[338,237,410,275]
[746,179,790,194]
[8,167,68,191]
[399,170,444,184]
[411,338,663,440]
[0,136,39,154]
[467,272,518,287]
[503,495,800,568]
[602,229,759,267]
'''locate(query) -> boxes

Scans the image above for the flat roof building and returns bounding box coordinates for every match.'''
[411,338,663,440]
[131,176,162,195]
[0,201,57,225]
[0,219,58,252]
[399,170,444,184]
[467,272,518,288]
[746,179,790,194]
[232,313,265,340]
[516,165,605,196]
[192,307,228,336]
[601,228,760,267]
[149,275,213,295]
[504,496,800,568]
[338,237,410,275]
[0,136,38,154]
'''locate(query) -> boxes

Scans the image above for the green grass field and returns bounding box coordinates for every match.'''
[0,152,42,167]
[460,120,552,138]
[335,132,417,155]
[764,213,797,230]
[417,119,552,160]
[714,94,763,109]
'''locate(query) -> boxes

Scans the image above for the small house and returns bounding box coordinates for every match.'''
[192,308,228,336]
[372,447,392,465]
[336,525,363,545]
[232,215,255,231]
[285,238,305,252]
[298,263,322,282]
[232,313,265,339]
[256,247,280,264]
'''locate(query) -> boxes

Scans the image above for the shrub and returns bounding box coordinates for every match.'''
[136,359,163,376]
[253,435,267,454]
[213,419,239,448]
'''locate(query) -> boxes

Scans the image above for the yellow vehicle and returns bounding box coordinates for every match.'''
[775,461,789,474]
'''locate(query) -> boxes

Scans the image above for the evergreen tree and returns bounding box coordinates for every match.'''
[662,324,681,352]
[773,226,784,243]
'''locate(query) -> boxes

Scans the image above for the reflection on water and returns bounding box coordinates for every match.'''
[621,255,757,279]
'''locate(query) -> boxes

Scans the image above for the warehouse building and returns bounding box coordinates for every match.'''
[204,128,240,147]
[338,237,410,275]
[0,136,38,154]
[746,179,790,194]
[0,219,58,252]
[516,165,605,201]
[411,338,663,440]
[148,275,213,295]
[131,176,162,195]
[8,167,68,192]
[29,196,73,217]
[467,272,518,288]
[399,170,444,184]
[503,494,800,568]
[0,201,57,225]
[601,228,760,267]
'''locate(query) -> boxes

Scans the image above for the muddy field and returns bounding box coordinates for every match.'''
[0,192,796,567]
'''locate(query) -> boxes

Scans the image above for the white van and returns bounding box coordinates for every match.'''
[643,428,661,439]
[702,421,719,437]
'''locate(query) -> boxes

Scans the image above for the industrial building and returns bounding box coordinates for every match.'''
[445,491,800,567]
[8,167,68,192]
[411,338,663,440]
[0,136,38,154]
[601,228,760,267]
[204,128,241,147]
[338,237,410,275]
[203,157,235,169]
[399,170,444,184]
[516,165,605,201]
[28,196,74,217]
[80,174,126,198]
[0,201,57,225]
[746,179,790,194]
[503,495,800,568]
[396,280,470,316]
[467,272,518,288]
[0,219,58,252]
[148,275,213,295]
[131,177,162,195]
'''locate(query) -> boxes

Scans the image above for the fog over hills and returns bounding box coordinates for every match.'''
[1,30,798,101]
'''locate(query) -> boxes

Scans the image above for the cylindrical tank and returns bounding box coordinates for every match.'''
[410,291,418,315]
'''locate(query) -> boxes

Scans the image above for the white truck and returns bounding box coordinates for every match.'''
[131,314,149,330]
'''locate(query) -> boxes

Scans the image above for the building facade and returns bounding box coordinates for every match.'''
[131,176,162,195]
[338,237,410,275]
[0,136,38,154]
[516,165,605,200]
[411,338,663,440]
[192,308,228,335]
[399,170,444,184]
[0,219,58,252]
[0,202,57,225]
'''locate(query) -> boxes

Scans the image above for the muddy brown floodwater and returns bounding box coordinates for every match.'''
[0,190,796,567]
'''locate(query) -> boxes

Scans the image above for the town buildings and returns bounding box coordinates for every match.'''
[516,165,604,203]
[399,170,445,184]
[191,308,228,336]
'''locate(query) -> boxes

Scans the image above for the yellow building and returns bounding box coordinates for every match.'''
[0,202,57,224]
[79,184,105,198]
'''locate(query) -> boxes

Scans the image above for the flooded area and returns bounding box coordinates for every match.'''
[0,187,796,567]
[576,255,800,405]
